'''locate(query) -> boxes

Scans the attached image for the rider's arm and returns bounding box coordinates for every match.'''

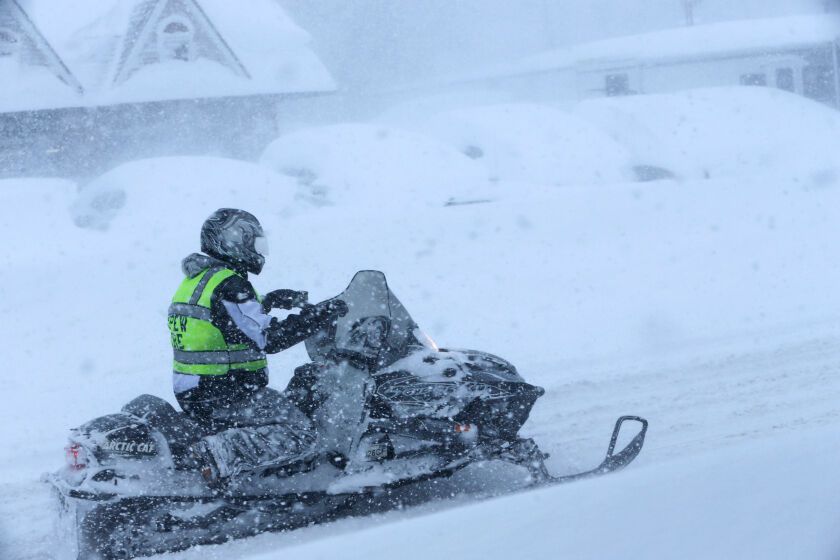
[214,276,332,354]
[263,312,326,353]
[221,298,272,349]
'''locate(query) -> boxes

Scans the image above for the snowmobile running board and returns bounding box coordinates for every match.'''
[548,415,648,484]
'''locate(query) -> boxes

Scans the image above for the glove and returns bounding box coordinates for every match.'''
[318,299,350,317]
[262,289,308,312]
[304,299,349,320]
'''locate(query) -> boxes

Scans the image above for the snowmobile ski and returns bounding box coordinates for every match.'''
[545,415,648,484]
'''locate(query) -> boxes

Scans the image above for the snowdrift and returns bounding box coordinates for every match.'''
[576,87,840,183]
[390,103,633,186]
[260,123,489,207]
[1,177,78,262]
[72,156,298,240]
[382,88,840,188]
[234,426,840,560]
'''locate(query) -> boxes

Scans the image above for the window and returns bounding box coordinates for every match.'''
[605,73,630,96]
[158,17,194,61]
[775,68,794,92]
[803,64,835,104]
[740,73,767,87]
[0,28,19,58]
[164,21,190,34]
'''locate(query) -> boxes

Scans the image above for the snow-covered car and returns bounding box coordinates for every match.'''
[259,123,490,208]
[71,156,297,236]
[395,103,634,186]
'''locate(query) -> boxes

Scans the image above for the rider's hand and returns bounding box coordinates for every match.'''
[262,289,308,312]
[307,299,348,318]
[327,299,349,317]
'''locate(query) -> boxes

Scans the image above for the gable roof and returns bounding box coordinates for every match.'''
[2,0,335,112]
[0,0,83,111]
[110,0,249,86]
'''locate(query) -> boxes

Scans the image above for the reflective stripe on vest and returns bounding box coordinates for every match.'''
[168,266,268,376]
[172,348,266,365]
[168,302,212,321]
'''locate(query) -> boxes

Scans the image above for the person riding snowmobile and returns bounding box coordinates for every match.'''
[168,208,347,484]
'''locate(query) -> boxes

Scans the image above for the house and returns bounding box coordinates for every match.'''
[0,0,336,178]
[433,14,840,110]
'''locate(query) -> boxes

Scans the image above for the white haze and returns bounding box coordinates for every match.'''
[279,0,826,89]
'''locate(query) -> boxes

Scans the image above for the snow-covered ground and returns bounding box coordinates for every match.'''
[1,88,840,559]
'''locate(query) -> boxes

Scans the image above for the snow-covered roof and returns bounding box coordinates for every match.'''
[0,0,84,112]
[460,14,840,82]
[1,0,335,112]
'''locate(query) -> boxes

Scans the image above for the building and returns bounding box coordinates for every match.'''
[0,0,335,177]
[434,14,840,110]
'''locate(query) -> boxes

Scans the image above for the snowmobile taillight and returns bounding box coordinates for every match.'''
[454,423,478,443]
[65,443,88,470]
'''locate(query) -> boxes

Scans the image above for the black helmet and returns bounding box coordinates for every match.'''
[200,208,268,275]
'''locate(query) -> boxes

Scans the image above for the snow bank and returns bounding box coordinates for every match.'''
[576,87,840,182]
[260,123,489,207]
[237,425,840,560]
[380,90,837,188]
[72,156,297,239]
[0,177,78,266]
[394,103,633,186]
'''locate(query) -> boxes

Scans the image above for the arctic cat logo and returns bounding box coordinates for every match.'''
[377,378,458,404]
[101,440,157,454]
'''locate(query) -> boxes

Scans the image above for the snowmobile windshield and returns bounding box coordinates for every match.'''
[305,270,433,368]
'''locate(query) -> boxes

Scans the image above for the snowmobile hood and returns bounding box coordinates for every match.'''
[181,253,236,278]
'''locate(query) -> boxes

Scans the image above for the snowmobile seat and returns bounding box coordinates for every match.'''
[122,394,206,468]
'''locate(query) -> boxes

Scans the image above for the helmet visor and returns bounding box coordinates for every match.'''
[254,235,269,257]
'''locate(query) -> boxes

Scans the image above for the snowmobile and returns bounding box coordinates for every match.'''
[47,270,648,559]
